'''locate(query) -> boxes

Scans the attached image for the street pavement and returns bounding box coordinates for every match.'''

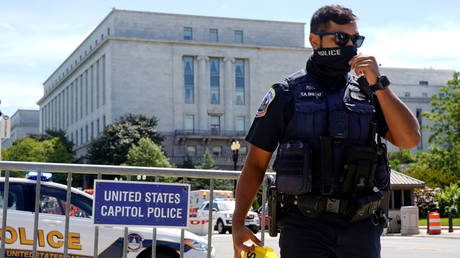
[211,230,460,258]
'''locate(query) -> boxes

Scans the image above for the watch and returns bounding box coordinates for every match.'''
[369,75,390,92]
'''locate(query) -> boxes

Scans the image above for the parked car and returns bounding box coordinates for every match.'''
[196,199,259,234]
[0,176,215,258]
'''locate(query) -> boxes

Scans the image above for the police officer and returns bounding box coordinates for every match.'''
[232,5,420,258]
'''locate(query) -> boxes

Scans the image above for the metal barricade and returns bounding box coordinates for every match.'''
[0,161,273,258]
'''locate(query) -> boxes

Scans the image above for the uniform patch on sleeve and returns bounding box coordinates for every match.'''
[255,88,276,118]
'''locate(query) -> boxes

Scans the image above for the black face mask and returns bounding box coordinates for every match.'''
[309,45,357,78]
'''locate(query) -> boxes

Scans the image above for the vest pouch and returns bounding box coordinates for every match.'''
[274,141,312,195]
[341,146,378,195]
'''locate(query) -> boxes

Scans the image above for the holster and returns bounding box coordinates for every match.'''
[268,185,281,237]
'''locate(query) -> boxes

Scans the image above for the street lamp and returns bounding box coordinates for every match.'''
[230,140,241,170]
[230,140,241,194]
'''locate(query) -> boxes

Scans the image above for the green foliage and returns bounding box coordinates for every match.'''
[125,138,172,168]
[434,183,460,217]
[406,146,460,187]
[122,137,177,183]
[405,72,460,187]
[186,151,233,191]
[388,149,416,171]
[180,155,195,169]
[3,137,73,178]
[87,114,164,165]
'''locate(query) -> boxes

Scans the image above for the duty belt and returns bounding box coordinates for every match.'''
[285,192,384,223]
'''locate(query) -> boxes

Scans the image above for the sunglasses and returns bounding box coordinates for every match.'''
[314,31,365,48]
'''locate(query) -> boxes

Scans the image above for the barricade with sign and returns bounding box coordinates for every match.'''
[93,180,190,227]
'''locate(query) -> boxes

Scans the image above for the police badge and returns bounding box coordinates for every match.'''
[255,88,276,118]
[127,233,144,252]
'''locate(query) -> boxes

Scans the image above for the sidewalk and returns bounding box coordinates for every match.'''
[385,226,460,239]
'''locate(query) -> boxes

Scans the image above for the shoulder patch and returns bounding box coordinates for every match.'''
[255,88,276,118]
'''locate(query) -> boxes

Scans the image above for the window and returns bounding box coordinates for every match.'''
[235,116,245,132]
[85,125,89,143]
[234,30,243,43]
[203,202,218,211]
[235,59,245,105]
[211,146,222,157]
[40,186,91,217]
[416,108,423,126]
[404,92,410,97]
[186,146,196,157]
[404,190,412,206]
[184,27,193,40]
[209,115,221,135]
[76,130,79,146]
[91,122,94,140]
[422,92,428,97]
[80,128,83,145]
[419,80,429,85]
[184,57,195,104]
[103,115,106,128]
[209,28,218,42]
[184,114,195,131]
[210,58,220,104]
[439,92,445,97]
[0,184,24,211]
[97,118,100,135]
[240,146,248,155]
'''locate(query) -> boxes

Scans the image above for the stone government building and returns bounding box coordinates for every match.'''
[36,9,455,169]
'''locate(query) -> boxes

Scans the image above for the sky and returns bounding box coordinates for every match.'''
[1,0,459,116]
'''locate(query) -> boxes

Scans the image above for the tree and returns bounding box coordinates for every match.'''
[180,155,195,169]
[3,137,73,178]
[87,114,164,165]
[123,137,177,183]
[125,138,172,168]
[186,151,233,191]
[388,149,416,171]
[405,72,460,187]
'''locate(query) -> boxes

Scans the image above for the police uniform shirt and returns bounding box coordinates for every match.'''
[246,81,389,153]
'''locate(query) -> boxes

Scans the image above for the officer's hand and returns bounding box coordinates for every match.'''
[349,54,381,85]
[232,225,263,258]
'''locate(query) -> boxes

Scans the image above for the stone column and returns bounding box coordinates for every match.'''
[197,56,209,130]
[224,57,234,131]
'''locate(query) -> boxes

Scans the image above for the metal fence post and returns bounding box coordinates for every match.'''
[63,172,73,257]
[94,173,102,257]
[123,175,131,258]
[261,176,267,245]
[0,170,10,258]
[207,179,214,258]
[32,171,42,258]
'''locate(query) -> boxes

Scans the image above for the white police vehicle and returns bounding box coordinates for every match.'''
[0,173,215,258]
[197,199,259,234]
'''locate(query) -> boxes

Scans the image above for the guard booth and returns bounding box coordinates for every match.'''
[387,170,425,233]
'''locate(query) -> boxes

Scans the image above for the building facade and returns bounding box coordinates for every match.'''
[36,9,311,167]
[1,109,39,148]
[378,67,455,153]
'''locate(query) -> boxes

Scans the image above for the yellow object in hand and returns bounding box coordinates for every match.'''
[242,246,278,258]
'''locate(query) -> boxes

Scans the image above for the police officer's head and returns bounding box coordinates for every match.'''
[309,5,362,50]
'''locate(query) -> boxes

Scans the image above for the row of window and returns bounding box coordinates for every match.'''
[69,115,106,147]
[42,55,107,131]
[184,114,246,132]
[48,28,111,92]
[402,92,444,98]
[185,145,248,157]
[183,27,244,43]
[184,57,246,105]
